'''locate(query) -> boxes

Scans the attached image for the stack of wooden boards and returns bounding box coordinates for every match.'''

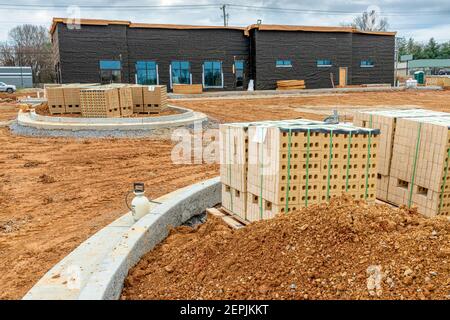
[276,80,306,90]
[354,109,450,217]
[220,119,380,222]
[172,84,203,94]
[45,84,168,117]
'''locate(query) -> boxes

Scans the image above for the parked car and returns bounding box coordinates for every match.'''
[438,69,450,76]
[0,82,16,94]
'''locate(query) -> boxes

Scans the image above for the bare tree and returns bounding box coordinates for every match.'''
[0,24,54,84]
[0,42,16,66]
[352,10,389,32]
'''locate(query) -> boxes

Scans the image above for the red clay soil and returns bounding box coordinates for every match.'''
[121,196,450,300]
[180,91,450,123]
[0,128,218,299]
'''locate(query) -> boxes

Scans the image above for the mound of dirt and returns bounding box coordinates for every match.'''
[121,196,450,300]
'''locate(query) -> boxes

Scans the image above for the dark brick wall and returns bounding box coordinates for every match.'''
[351,33,395,85]
[252,30,353,89]
[54,23,395,90]
[126,28,249,90]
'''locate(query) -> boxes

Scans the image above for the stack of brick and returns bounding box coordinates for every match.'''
[46,86,66,114]
[220,119,380,222]
[142,85,168,113]
[62,83,99,114]
[79,86,121,118]
[353,109,448,203]
[389,116,450,217]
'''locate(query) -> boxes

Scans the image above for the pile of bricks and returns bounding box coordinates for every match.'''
[220,119,380,222]
[354,109,450,217]
[45,83,168,118]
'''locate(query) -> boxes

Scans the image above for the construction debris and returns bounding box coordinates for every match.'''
[121,196,450,300]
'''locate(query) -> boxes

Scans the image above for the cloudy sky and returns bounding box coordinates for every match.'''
[1,0,450,43]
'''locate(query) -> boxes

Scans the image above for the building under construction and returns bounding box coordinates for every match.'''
[51,18,396,90]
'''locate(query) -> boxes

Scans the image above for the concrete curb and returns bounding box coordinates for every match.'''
[23,177,221,300]
[17,106,207,131]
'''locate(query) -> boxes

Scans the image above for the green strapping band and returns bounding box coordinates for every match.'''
[345,132,352,192]
[259,139,264,219]
[408,122,422,208]
[227,129,234,212]
[305,129,311,207]
[364,115,373,200]
[326,130,333,202]
[439,148,450,214]
[285,129,292,214]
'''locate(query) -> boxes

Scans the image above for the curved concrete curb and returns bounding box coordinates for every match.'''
[23,177,221,300]
[17,106,207,131]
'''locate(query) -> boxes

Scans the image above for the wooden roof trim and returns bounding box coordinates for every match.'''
[244,24,396,36]
[50,18,396,37]
[129,23,244,31]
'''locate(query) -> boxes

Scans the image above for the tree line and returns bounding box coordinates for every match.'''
[397,37,450,61]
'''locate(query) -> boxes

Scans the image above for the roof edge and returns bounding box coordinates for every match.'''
[50,18,396,37]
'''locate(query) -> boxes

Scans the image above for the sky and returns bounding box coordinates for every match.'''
[1,0,450,43]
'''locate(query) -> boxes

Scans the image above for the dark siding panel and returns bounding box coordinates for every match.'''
[126,28,249,90]
[253,31,353,89]
[58,24,129,83]
[351,34,395,85]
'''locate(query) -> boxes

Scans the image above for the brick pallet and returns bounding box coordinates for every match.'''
[130,85,144,113]
[220,119,380,222]
[389,116,450,217]
[79,87,121,118]
[62,83,98,114]
[142,85,168,113]
[46,87,66,114]
[353,109,448,201]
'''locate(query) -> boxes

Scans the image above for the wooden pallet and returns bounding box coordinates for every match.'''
[206,207,249,229]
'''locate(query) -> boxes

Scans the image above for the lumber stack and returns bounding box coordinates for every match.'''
[172,84,203,94]
[389,117,450,217]
[79,86,121,118]
[353,109,448,202]
[220,119,380,222]
[276,80,306,90]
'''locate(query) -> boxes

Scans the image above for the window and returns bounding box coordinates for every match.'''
[136,61,158,85]
[99,60,121,84]
[276,60,292,67]
[360,60,375,68]
[317,59,332,67]
[171,61,191,87]
[234,60,244,88]
[203,61,223,88]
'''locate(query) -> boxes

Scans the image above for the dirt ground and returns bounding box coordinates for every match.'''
[1,89,450,299]
[179,90,450,123]
[121,197,450,300]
